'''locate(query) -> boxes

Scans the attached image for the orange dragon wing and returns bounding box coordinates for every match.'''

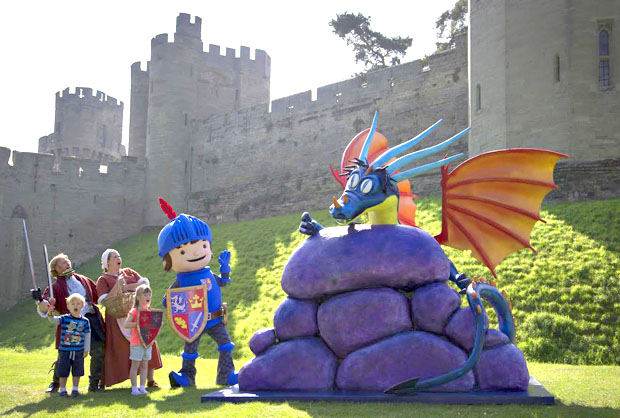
[434,149,569,277]
[330,128,417,226]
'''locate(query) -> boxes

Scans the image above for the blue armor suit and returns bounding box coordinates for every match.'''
[157,202,237,388]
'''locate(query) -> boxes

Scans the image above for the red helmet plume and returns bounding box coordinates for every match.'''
[158,197,177,220]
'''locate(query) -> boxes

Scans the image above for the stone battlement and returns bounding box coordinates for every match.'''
[198,41,464,127]
[56,87,124,108]
[1,147,143,181]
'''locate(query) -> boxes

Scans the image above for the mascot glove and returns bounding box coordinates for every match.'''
[219,251,231,274]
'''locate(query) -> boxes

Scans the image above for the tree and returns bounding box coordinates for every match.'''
[435,0,468,52]
[329,12,412,72]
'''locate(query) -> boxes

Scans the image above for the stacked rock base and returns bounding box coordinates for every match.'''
[238,225,529,392]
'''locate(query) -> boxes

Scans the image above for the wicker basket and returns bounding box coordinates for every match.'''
[101,292,135,318]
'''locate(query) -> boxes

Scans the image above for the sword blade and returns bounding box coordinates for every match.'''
[22,220,37,289]
[191,312,203,331]
[43,244,54,299]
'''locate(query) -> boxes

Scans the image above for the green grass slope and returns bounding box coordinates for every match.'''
[1,198,618,365]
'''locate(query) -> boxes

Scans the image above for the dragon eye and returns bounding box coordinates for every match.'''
[360,179,374,194]
[347,172,360,189]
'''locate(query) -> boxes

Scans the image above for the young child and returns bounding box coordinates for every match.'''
[124,284,154,395]
[48,293,91,398]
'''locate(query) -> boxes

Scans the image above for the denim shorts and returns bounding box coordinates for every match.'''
[129,344,152,361]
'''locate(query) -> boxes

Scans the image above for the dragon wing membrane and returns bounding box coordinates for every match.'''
[435,149,569,277]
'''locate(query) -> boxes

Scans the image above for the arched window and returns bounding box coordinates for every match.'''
[475,84,481,111]
[554,54,561,82]
[598,23,612,89]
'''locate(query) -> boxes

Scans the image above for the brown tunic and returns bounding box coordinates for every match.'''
[96,268,162,387]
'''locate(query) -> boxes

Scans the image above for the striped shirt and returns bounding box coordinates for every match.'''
[52,314,91,352]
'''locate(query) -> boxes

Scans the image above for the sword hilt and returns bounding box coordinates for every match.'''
[30,287,42,302]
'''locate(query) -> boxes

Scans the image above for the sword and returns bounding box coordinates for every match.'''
[190,312,203,332]
[22,220,41,302]
[43,244,54,300]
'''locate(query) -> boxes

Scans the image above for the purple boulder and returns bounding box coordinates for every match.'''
[282,224,450,299]
[318,288,413,358]
[249,328,277,356]
[484,328,510,348]
[475,344,529,391]
[445,307,490,352]
[336,331,475,392]
[238,337,338,391]
[412,282,461,334]
[273,297,318,341]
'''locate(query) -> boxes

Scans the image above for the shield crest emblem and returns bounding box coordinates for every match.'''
[166,285,209,343]
[137,308,164,347]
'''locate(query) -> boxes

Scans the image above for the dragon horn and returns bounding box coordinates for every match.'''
[385,127,471,175]
[358,111,379,163]
[332,197,341,209]
[390,153,464,183]
[373,119,443,167]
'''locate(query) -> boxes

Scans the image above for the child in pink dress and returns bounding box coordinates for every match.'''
[124,284,154,395]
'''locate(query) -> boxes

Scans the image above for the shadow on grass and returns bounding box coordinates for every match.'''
[543,198,620,253]
[3,390,619,418]
[1,386,227,416]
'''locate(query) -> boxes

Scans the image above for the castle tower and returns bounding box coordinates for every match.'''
[128,63,148,165]
[469,0,619,161]
[39,87,125,165]
[138,13,271,225]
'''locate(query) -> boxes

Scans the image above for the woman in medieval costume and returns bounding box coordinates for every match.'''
[36,253,106,393]
[95,249,162,388]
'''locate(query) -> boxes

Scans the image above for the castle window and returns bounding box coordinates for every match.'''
[475,84,481,111]
[554,54,560,82]
[598,22,612,89]
[185,113,188,126]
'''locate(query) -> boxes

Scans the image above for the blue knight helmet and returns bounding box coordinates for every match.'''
[157,197,211,259]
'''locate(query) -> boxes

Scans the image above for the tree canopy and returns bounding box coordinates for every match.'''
[435,0,468,52]
[329,12,412,72]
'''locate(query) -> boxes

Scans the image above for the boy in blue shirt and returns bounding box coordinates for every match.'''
[49,293,91,397]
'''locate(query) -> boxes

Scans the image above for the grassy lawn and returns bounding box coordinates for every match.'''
[0,198,618,416]
[0,348,618,418]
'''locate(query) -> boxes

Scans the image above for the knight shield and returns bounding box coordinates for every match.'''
[166,285,209,343]
[137,308,164,347]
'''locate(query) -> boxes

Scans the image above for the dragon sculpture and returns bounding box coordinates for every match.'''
[299,112,568,393]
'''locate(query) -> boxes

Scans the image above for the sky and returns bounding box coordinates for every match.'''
[0,0,457,154]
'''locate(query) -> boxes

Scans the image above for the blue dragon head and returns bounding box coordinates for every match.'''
[329,112,470,225]
[329,158,399,224]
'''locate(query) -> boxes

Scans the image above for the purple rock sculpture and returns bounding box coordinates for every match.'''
[238,337,338,391]
[317,288,413,358]
[412,282,461,334]
[282,225,450,299]
[336,331,475,392]
[273,297,318,341]
[484,328,510,348]
[475,344,529,391]
[249,328,277,356]
[445,307,490,352]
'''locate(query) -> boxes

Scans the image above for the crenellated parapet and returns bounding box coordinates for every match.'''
[2,147,144,183]
[56,87,124,109]
[196,40,466,127]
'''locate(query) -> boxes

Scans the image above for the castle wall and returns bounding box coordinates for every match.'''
[142,13,271,225]
[0,148,145,312]
[128,63,149,165]
[39,87,125,165]
[470,0,620,161]
[188,34,469,223]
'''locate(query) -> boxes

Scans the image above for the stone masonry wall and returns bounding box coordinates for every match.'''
[0,148,145,312]
[188,34,469,223]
